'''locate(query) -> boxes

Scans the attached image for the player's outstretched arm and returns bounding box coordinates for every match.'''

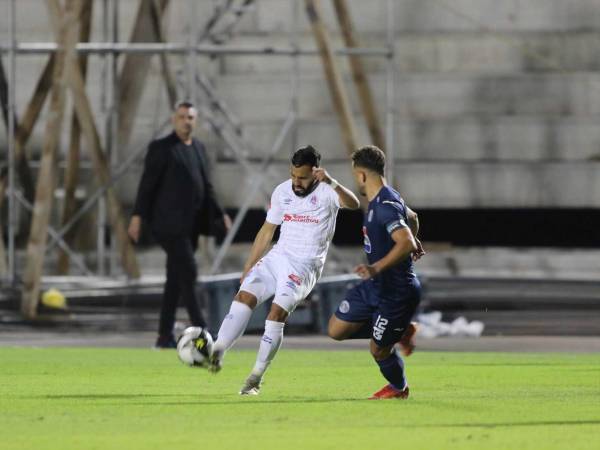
[312,167,360,209]
[355,228,417,279]
[241,221,278,281]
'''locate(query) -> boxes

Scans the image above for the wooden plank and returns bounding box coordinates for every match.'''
[117,0,170,149]
[15,57,54,154]
[57,0,93,274]
[21,0,81,319]
[305,0,358,156]
[332,0,385,150]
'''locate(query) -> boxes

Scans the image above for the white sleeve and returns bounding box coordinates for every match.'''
[329,184,341,209]
[266,187,283,225]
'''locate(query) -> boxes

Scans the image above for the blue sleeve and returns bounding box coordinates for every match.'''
[377,200,408,235]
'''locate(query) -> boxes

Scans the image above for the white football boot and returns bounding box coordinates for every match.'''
[239,373,262,395]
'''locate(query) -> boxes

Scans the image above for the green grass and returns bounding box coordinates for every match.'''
[0,348,599,450]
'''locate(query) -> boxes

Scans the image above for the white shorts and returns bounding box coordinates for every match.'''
[239,250,321,313]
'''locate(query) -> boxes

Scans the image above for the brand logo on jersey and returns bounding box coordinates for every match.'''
[288,274,302,286]
[283,214,320,224]
[368,209,373,222]
[373,315,388,341]
[310,195,318,206]
[362,226,372,254]
[285,281,297,290]
[339,300,350,314]
[283,197,292,205]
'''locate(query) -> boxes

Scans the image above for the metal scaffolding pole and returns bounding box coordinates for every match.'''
[6,0,17,283]
[0,43,391,57]
[289,0,301,154]
[108,0,120,275]
[187,0,198,101]
[95,0,109,276]
[385,0,396,185]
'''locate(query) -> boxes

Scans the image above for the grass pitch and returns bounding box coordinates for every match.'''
[0,347,598,450]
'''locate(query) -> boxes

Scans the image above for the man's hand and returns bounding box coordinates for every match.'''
[412,238,426,261]
[354,263,379,280]
[223,213,233,232]
[128,215,142,243]
[312,167,333,184]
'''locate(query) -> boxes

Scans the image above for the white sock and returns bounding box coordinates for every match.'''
[213,301,253,354]
[251,320,285,378]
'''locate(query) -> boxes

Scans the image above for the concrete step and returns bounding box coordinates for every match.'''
[220,31,600,74]
[220,116,600,162]
[210,161,600,208]
[230,0,600,34]
[214,72,600,120]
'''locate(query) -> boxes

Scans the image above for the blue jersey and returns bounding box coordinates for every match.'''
[362,186,418,299]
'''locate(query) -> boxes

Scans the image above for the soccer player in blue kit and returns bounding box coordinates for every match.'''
[328,145,425,399]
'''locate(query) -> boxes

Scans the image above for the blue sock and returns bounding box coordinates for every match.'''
[376,349,406,390]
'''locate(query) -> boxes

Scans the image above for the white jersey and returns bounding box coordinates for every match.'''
[266,180,340,266]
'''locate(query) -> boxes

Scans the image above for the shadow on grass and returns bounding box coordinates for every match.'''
[17,394,368,404]
[20,394,191,400]
[105,397,368,406]
[415,420,600,428]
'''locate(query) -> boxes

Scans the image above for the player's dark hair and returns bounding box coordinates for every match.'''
[352,145,385,176]
[291,145,321,168]
[174,100,195,111]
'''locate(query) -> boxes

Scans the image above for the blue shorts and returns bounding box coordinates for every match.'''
[334,279,421,347]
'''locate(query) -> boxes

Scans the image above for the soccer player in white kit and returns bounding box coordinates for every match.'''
[208,145,360,394]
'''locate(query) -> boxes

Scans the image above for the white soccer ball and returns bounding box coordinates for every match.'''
[176,327,214,368]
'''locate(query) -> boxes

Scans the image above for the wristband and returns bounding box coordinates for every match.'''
[329,178,339,190]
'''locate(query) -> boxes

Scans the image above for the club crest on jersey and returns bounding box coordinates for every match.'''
[310,195,318,206]
[368,209,373,222]
[362,226,372,254]
[339,300,350,314]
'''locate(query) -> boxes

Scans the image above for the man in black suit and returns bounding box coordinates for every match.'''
[128,101,231,348]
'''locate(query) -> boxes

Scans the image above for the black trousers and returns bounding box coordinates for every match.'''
[155,230,206,337]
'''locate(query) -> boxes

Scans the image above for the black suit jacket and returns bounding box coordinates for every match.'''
[133,132,225,238]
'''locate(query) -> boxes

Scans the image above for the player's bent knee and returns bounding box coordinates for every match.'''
[328,331,345,341]
[267,302,289,322]
[234,291,258,309]
[370,341,394,361]
[327,324,345,341]
[327,316,348,341]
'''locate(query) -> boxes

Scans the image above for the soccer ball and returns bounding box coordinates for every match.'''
[176,327,214,368]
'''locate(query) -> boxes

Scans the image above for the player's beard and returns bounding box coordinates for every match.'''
[293,180,319,197]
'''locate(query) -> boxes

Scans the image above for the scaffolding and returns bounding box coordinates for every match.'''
[0,0,397,317]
